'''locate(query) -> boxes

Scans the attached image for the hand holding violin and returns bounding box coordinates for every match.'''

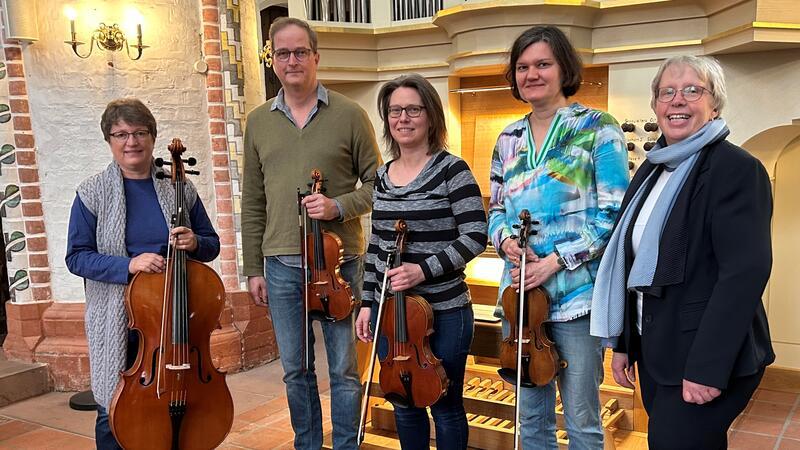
[510,253,561,291]
[387,262,424,292]
[301,193,339,221]
[501,237,538,265]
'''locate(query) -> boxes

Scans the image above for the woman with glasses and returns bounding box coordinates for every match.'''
[355,74,487,450]
[591,55,774,450]
[66,98,219,450]
[488,25,629,449]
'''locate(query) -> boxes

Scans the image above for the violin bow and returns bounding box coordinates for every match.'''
[357,248,395,445]
[298,188,311,373]
[513,209,532,450]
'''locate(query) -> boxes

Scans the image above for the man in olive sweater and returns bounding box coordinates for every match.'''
[242,18,380,450]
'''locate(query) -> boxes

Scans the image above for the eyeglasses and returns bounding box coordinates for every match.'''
[656,85,710,103]
[387,105,426,118]
[272,48,313,62]
[109,130,151,142]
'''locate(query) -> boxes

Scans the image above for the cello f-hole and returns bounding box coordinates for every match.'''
[190,346,213,383]
[140,348,160,386]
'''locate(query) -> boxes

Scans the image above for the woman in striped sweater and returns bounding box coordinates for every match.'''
[355,74,488,450]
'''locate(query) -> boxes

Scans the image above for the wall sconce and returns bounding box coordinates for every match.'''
[259,40,273,68]
[63,6,147,60]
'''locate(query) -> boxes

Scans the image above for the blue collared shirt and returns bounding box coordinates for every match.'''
[270,83,329,128]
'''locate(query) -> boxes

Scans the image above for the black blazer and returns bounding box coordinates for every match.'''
[615,134,775,390]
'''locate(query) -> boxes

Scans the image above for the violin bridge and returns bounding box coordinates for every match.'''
[166,363,191,370]
[393,355,411,362]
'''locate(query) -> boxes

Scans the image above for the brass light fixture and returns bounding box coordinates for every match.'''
[259,39,273,68]
[64,6,147,60]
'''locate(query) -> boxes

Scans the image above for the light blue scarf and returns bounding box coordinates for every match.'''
[590,119,729,341]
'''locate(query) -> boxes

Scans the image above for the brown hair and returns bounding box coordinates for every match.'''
[269,17,318,53]
[100,98,157,142]
[377,74,447,160]
[505,25,583,102]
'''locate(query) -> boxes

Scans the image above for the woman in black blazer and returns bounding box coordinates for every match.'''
[590,55,774,450]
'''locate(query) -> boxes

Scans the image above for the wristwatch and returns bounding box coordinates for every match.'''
[555,253,567,270]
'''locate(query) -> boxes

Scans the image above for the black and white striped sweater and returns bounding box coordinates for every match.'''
[362,151,488,311]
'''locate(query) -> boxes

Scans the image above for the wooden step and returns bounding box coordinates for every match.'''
[0,354,49,407]
[370,394,625,450]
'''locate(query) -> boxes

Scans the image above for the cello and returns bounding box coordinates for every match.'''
[497,209,565,450]
[109,139,234,450]
[298,169,357,369]
[375,220,448,409]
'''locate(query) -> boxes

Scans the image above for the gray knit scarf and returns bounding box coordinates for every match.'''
[77,160,196,408]
[590,119,729,341]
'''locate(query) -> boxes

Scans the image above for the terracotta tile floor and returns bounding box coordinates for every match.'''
[0,331,797,449]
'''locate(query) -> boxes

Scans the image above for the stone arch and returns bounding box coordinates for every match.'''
[741,123,800,369]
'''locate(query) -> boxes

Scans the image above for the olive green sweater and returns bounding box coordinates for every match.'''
[241,90,380,276]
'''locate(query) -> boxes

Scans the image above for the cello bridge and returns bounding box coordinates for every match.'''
[166,363,191,371]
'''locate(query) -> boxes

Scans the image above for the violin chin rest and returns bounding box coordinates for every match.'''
[497,368,538,388]
[384,393,412,409]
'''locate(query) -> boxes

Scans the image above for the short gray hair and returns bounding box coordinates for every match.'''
[650,55,727,116]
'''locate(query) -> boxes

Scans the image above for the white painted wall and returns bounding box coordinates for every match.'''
[717,49,800,145]
[25,0,216,302]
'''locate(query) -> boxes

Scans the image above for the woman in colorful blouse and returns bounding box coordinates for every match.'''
[487,26,629,449]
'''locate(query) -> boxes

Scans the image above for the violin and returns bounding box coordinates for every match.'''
[376,220,448,409]
[109,139,234,450]
[298,169,357,371]
[300,169,357,323]
[497,210,565,450]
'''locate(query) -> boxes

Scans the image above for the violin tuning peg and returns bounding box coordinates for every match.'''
[186,170,200,175]
[155,172,167,180]
[184,157,197,166]
[154,158,166,167]
[512,224,520,230]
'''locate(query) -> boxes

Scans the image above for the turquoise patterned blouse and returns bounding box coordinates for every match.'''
[488,103,630,322]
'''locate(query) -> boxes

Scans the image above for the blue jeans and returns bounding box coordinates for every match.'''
[266,256,362,450]
[94,331,139,450]
[373,304,474,450]
[503,314,604,450]
[95,406,122,450]
[95,332,138,449]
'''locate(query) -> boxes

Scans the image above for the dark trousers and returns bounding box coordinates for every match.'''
[95,331,139,450]
[373,304,474,450]
[638,350,763,450]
